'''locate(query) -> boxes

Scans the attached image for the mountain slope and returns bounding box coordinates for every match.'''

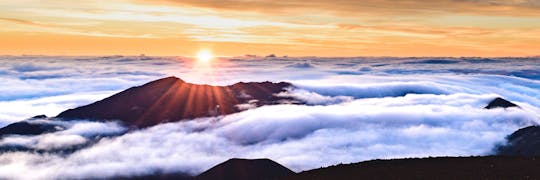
[57,77,293,128]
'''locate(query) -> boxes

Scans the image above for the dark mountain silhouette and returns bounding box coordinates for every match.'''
[0,121,62,137]
[485,97,519,109]
[195,158,295,180]
[31,115,47,119]
[285,156,540,179]
[496,126,540,156]
[57,77,294,128]
[113,172,193,180]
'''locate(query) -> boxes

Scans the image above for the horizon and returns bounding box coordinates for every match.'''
[2,54,540,58]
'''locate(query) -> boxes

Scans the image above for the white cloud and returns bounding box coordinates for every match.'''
[0,93,537,179]
[0,120,126,151]
[0,56,539,178]
[276,88,353,105]
[34,134,87,150]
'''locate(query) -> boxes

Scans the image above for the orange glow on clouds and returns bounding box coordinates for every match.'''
[0,0,539,56]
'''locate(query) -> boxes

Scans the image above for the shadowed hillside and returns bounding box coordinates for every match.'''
[497,126,540,156]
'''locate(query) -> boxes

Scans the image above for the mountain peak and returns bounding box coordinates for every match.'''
[195,158,295,180]
[484,97,519,109]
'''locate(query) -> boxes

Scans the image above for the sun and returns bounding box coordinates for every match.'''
[196,50,213,62]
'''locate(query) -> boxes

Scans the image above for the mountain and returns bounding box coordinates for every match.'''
[484,97,519,109]
[0,115,62,137]
[195,158,295,180]
[57,77,293,128]
[496,126,540,156]
[284,156,540,179]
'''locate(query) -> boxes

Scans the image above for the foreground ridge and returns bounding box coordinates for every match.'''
[284,156,540,180]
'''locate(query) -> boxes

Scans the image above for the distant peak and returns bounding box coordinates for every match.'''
[485,97,519,109]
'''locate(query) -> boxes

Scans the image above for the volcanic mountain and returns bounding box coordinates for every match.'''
[57,77,294,128]
[196,158,295,180]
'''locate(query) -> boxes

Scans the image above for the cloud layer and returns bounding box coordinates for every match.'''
[0,56,539,178]
[0,93,537,179]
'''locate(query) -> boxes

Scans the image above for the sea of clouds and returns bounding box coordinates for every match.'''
[0,55,539,178]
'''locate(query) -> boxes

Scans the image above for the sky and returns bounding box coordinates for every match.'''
[0,56,540,178]
[1,0,539,56]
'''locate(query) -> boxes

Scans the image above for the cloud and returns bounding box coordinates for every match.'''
[286,62,316,69]
[276,89,353,105]
[0,18,54,28]
[0,120,126,152]
[337,24,497,38]
[359,67,372,72]
[144,0,540,16]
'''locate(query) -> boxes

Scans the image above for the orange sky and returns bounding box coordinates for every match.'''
[0,0,539,56]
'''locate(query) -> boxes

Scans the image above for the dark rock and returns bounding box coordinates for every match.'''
[57,76,293,128]
[0,121,62,137]
[196,158,295,180]
[484,97,519,109]
[496,126,540,156]
[285,156,540,179]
